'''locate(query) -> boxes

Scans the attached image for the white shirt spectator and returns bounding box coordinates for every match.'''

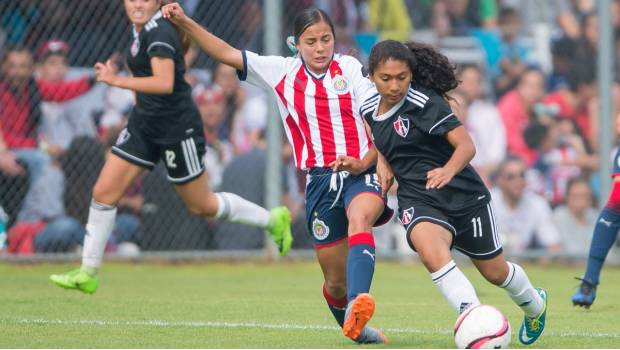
[466,100,507,169]
[552,205,596,257]
[490,188,561,253]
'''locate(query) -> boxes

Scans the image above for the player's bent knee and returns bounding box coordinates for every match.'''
[324,279,347,298]
[347,212,374,231]
[91,182,120,206]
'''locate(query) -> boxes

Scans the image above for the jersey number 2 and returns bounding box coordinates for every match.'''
[471,217,482,238]
[165,150,177,169]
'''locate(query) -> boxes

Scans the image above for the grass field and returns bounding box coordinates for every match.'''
[1,261,619,348]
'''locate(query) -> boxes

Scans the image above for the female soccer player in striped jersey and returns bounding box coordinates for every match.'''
[163,3,392,344]
[49,0,293,294]
[361,40,547,346]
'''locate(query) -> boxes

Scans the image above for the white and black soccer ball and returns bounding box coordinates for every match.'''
[454,304,511,349]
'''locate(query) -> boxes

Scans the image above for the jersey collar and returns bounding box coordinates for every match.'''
[131,10,162,37]
[300,54,335,80]
[372,95,406,122]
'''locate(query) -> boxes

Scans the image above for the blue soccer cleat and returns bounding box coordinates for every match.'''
[518,288,547,345]
[572,277,596,309]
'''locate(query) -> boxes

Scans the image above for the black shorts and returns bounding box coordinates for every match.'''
[398,201,503,260]
[111,121,206,184]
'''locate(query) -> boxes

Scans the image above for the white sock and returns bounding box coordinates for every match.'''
[431,260,481,314]
[215,192,270,228]
[501,262,544,317]
[81,200,117,272]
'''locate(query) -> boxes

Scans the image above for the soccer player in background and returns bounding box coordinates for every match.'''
[163,2,392,344]
[360,40,547,346]
[49,0,293,294]
[572,112,620,308]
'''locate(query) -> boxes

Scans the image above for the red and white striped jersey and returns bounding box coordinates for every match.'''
[238,51,374,170]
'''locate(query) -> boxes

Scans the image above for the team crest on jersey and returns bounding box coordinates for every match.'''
[393,115,410,138]
[130,37,140,57]
[332,74,349,94]
[116,128,131,145]
[312,218,330,240]
[400,207,415,225]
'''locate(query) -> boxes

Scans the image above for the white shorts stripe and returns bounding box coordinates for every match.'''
[181,140,195,174]
[188,138,202,174]
[486,204,498,249]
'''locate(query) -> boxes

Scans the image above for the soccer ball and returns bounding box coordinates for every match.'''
[454,304,511,349]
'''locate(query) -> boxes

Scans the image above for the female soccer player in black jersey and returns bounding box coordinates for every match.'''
[49,0,292,294]
[360,40,547,346]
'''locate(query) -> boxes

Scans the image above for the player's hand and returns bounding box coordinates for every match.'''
[376,157,394,197]
[329,155,365,175]
[162,2,188,25]
[94,59,118,86]
[426,167,454,190]
[0,151,25,176]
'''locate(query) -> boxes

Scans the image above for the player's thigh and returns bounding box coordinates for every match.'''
[453,202,503,261]
[345,193,384,234]
[399,204,454,271]
[315,239,348,295]
[93,153,145,205]
[344,171,391,234]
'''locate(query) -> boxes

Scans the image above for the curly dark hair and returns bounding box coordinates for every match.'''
[406,41,458,100]
[368,40,458,101]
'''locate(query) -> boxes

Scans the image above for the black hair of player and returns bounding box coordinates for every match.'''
[160,0,190,53]
[367,39,412,75]
[406,41,459,100]
[293,7,336,43]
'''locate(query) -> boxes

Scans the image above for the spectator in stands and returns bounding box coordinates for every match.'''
[211,63,244,141]
[0,45,95,181]
[542,58,597,147]
[524,120,597,205]
[432,0,498,37]
[454,64,506,186]
[36,39,97,157]
[493,7,534,98]
[7,160,85,254]
[552,177,597,258]
[500,0,580,40]
[548,37,577,91]
[491,156,562,255]
[575,12,598,62]
[198,88,233,190]
[366,0,413,42]
[497,67,546,165]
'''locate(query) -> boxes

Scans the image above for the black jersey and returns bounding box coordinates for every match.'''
[361,84,490,215]
[126,10,200,141]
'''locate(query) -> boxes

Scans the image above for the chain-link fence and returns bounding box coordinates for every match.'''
[0,0,316,257]
[1,0,619,263]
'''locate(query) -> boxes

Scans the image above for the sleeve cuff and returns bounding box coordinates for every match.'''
[236,50,248,81]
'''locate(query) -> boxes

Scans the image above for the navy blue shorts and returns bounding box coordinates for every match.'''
[305,167,393,249]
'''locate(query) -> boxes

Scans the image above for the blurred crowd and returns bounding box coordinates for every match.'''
[1,0,620,260]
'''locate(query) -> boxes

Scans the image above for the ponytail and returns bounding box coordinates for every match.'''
[160,0,191,53]
[406,42,458,101]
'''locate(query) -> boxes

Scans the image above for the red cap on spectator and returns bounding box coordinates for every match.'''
[37,39,70,59]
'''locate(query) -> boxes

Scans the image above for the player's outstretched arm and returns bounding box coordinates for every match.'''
[162,2,243,70]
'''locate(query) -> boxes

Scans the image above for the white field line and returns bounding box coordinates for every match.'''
[4,318,620,339]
